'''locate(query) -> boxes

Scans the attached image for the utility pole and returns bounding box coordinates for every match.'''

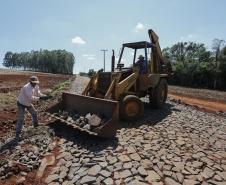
[101,49,108,71]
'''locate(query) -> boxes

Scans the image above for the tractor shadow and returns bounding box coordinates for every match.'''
[48,121,119,153]
[47,100,181,153]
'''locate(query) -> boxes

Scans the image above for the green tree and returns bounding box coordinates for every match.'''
[217,46,226,89]
[211,39,225,89]
[87,69,96,77]
[3,51,13,68]
[162,41,212,88]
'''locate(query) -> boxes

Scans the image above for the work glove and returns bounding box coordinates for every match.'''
[40,95,53,100]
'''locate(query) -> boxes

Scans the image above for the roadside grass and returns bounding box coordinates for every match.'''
[50,76,75,95]
[0,93,18,108]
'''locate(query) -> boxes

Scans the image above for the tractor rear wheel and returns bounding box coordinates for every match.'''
[119,95,144,121]
[149,78,168,108]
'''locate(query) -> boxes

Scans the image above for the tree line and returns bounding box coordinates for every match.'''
[163,39,226,90]
[79,69,97,77]
[3,49,75,75]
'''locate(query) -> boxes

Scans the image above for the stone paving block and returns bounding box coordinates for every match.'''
[123,162,133,169]
[118,155,131,162]
[80,175,96,184]
[114,172,120,179]
[145,170,161,182]
[140,159,153,168]
[216,171,226,181]
[45,174,59,184]
[203,167,215,178]
[103,178,114,185]
[129,153,141,161]
[127,146,136,153]
[173,161,185,170]
[183,179,200,185]
[99,170,111,178]
[88,165,101,176]
[138,166,147,176]
[119,170,132,179]
[165,177,180,185]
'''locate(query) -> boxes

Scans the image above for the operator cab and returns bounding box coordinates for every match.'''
[116,41,160,74]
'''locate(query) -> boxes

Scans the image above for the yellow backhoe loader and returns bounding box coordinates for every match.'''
[46,29,169,138]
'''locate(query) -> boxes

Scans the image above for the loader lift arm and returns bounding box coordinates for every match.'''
[148,29,165,66]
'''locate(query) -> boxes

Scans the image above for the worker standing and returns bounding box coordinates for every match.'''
[16,76,46,139]
[134,55,146,74]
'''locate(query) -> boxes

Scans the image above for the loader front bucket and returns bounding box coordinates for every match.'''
[45,92,119,138]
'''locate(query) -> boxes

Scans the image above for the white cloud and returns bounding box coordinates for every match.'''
[134,23,144,32]
[179,34,197,41]
[83,54,95,60]
[83,54,95,57]
[188,34,196,39]
[130,52,134,56]
[87,57,95,60]
[72,36,86,44]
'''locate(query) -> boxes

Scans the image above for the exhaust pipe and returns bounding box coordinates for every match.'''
[111,50,115,72]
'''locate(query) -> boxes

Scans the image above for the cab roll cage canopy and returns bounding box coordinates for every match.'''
[117,41,162,73]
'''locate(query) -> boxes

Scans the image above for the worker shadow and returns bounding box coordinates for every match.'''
[0,138,19,155]
[119,101,181,129]
[48,121,119,153]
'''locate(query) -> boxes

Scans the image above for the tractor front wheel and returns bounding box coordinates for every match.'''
[119,95,144,121]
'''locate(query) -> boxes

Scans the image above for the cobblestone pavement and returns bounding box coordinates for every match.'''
[0,75,225,185]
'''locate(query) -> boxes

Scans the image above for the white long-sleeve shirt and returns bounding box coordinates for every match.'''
[17,82,43,106]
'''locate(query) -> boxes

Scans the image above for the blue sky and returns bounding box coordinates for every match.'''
[0,0,225,74]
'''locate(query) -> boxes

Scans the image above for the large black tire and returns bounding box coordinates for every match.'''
[149,78,168,108]
[119,95,144,121]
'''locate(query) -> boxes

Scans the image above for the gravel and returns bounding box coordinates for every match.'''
[0,74,225,184]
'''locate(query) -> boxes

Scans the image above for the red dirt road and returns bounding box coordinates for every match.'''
[168,93,226,113]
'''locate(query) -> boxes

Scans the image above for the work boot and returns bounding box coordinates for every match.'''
[15,132,20,138]
[14,133,22,143]
[34,123,41,128]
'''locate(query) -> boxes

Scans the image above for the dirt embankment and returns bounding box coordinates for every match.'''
[168,94,226,113]
[168,85,226,113]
